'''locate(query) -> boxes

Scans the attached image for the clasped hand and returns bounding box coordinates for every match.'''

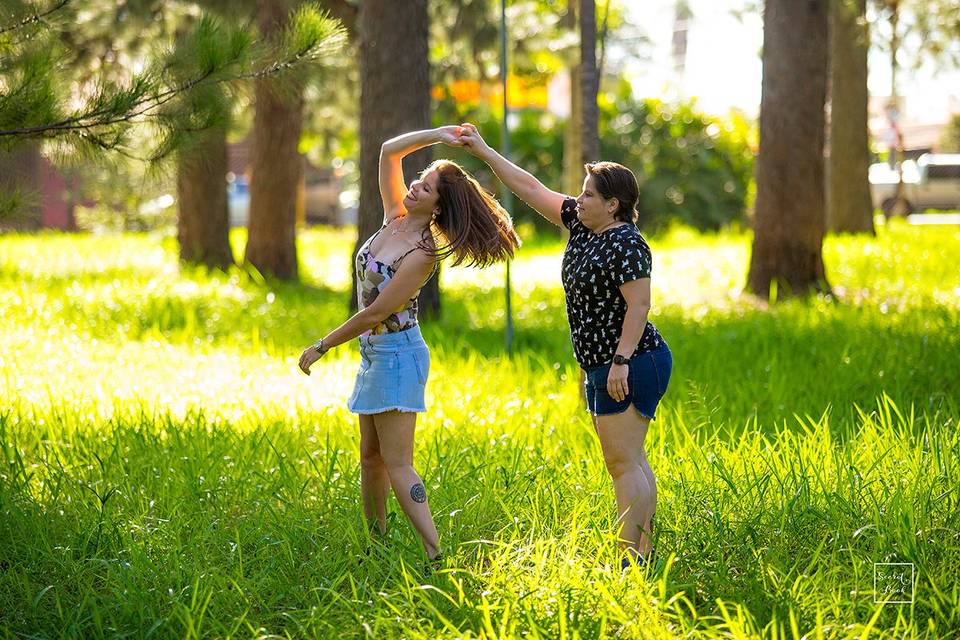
[436,123,489,157]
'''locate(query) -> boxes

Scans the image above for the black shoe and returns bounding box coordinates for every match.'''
[423,553,444,575]
[621,549,656,573]
[360,525,389,560]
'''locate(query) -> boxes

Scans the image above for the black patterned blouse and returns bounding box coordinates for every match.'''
[559,197,666,369]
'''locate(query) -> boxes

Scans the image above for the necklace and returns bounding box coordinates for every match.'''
[391,220,426,236]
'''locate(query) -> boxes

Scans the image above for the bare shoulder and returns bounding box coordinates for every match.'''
[396,242,438,275]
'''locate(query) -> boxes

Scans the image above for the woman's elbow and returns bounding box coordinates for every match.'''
[630,302,651,316]
[359,306,388,328]
[380,140,396,158]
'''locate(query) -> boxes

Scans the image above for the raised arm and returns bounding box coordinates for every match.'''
[379,126,464,223]
[458,123,568,227]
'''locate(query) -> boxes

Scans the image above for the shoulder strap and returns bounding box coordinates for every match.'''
[392,245,421,266]
[394,245,441,281]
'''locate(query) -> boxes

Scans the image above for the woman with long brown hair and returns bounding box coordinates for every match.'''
[298,126,519,566]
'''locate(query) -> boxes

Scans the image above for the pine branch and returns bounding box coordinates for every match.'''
[0,40,326,139]
[0,0,71,35]
[0,4,346,162]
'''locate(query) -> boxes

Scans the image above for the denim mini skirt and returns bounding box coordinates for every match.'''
[347,325,430,414]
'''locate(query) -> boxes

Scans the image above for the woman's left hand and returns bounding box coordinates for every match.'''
[607,364,629,402]
[298,346,324,375]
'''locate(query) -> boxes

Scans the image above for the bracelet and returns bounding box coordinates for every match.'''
[313,338,326,355]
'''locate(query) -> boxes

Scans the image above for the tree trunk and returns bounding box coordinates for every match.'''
[245,0,304,281]
[564,65,583,196]
[827,0,874,235]
[353,0,438,316]
[177,127,234,269]
[746,0,830,300]
[563,1,582,196]
[886,2,907,215]
[579,0,600,165]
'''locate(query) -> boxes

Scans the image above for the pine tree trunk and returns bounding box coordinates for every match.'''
[564,63,583,196]
[353,0,438,316]
[827,0,874,235]
[177,127,234,269]
[245,0,304,281]
[579,0,600,165]
[563,0,582,197]
[747,0,830,299]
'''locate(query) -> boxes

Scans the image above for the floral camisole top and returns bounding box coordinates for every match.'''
[355,223,432,336]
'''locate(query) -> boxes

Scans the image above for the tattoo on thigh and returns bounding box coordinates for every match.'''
[410,483,427,503]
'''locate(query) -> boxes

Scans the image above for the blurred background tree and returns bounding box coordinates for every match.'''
[350,0,436,314]
[3,1,836,310]
[747,0,829,299]
[828,0,874,236]
[0,1,345,238]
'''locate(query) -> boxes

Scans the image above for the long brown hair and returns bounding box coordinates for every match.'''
[418,160,521,268]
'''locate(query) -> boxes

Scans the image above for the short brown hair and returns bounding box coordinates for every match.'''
[418,160,521,268]
[584,161,639,224]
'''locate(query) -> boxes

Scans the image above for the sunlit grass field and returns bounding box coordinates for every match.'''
[1,220,958,638]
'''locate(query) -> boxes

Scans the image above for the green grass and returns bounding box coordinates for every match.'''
[1,220,958,638]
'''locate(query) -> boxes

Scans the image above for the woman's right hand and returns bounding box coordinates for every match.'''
[457,122,492,159]
[298,345,324,375]
[436,125,466,147]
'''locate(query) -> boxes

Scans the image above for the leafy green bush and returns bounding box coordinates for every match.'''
[599,80,754,231]
[940,113,960,153]
[432,95,564,231]
[434,82,755,232]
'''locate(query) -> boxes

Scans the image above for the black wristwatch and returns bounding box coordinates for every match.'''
[612,354,630,366]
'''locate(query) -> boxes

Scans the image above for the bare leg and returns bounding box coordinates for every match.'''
[374,410,440,559]
[593,407,656,559]
[640,450,657,534]
[359,414,390,534]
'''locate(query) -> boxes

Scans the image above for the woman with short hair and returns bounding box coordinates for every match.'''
[458,123,672,570]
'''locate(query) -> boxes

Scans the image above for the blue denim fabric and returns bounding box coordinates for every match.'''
[347,325,430,414]
[583,345,672,418]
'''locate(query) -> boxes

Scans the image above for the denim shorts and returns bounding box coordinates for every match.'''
[347,325,430,414]
[583,345,672,418]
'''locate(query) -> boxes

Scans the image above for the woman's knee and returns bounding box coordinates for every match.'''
[382,454,414,476]
[360,445,385,469]
[602,451,640,479]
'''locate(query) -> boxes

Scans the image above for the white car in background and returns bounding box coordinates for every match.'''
[870,154,960,216]
[227,175,250,228]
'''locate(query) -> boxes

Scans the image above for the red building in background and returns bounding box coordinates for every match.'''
[0,144,78,231]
